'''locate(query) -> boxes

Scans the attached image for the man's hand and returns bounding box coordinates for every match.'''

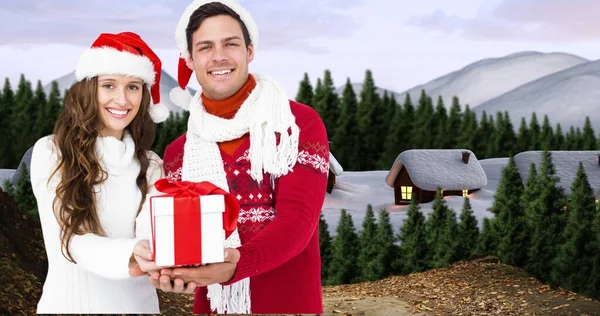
[160,248,240,287]
[148,271,197,294]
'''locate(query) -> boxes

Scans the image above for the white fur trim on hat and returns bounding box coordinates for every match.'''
[76,47,156,85]
[175,0,259,60]
[169,87,193,110]
[148,102,170,123]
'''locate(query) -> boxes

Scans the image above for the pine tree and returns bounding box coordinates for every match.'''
[319,212,332,283]
[0,78,15,168]
[402,94,415,148]
[590,200,600,298]
[474,111,493,159]
[314,70,340,139]
[355,70,381,170]
[522,163,540,225]
[457,105,477,151]
[493,157,529,267]
[379,91,393,137]
[426,190,452,268]
[477,218,499,256]
[332,78,359,170]
[554,124,565,150]
[357,205,380,281]
[552,163,598,293]
[377,99,404,170]
[398,196,428,274]
[446,96,462,148]
[575,127,584,150]
[14,163,37,217]
[493,111,516,157]
[372,91,391,162]
[582,117,597,150]
[516,117,530,153]
[540,115,554,150]
[32,80,48,140]
[413,90,435,148]
[565,126,577,150]
[527,151,567,282]
[433,96,449,148]
[47,81,63,130]
[486,111,503,158]
[2,179,16,197]
[456,197,479,260]
[12,75,35,168]
[374,209,397,278]
[328,210,360,285]
[439,208,461,266]
[312,78,324,111]
[385,94,399,129]
[295,72,315,107]
[528,113,541,150]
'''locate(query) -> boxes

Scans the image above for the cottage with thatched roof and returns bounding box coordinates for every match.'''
[327,152,343,194]
[385,149,487,205]
[513,151,600,199]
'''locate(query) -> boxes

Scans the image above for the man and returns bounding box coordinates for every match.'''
[151,0,329,314]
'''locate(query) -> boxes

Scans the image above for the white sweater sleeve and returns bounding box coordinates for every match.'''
[31,137,163,280]
[135,151,165,240]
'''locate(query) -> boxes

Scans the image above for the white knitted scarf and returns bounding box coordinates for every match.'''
[181,73,299,314]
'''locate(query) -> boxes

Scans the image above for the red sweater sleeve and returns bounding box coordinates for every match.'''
[226,116,329,283]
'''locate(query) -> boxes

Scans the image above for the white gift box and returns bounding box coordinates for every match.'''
[150,194,226,267]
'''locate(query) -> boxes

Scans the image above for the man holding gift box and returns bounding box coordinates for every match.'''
[138,0,329,314]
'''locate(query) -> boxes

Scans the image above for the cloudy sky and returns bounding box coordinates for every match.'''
[1,0,599,97]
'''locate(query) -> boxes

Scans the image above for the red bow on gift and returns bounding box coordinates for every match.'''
[153,178,240,239]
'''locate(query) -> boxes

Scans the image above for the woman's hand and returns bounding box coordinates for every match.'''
[129,240,163,276]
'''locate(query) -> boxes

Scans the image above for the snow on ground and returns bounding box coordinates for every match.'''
[321,159,506,235]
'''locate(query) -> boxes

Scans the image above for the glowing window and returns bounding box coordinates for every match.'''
[401,186,413,200]
[462,189,468,197]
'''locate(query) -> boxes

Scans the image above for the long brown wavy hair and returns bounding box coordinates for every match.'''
[50,77,156,263]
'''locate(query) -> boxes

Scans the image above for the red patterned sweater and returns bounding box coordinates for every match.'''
[162,101,329,314]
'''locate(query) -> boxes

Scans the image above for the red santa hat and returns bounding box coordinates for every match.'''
[169,0,259,109]
[75,32,170,123]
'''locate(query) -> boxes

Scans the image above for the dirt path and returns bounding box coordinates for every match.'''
[323,296,426,316]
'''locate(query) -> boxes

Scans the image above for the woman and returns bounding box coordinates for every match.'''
[30,32,189,314]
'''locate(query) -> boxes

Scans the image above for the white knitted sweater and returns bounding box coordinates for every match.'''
[31,133,163,314]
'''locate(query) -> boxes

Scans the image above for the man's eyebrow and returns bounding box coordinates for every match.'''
[194,36,243,48]
[223,36,242,42]
[194,40,214,48]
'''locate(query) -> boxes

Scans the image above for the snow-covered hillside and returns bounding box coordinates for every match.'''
[474,59,600,132]
[397,52,587,108]
[43,70,194,116]
[339,52,587,109]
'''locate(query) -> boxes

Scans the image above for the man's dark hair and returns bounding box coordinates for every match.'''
[186,2,252,57]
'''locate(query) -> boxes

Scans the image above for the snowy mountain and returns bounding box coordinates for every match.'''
[397,52,588,108]
[339,52,587,108]
[473,59,600,132]
[43,70,194,116]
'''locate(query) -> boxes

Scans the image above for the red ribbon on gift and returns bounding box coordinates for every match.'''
[151,179,240,265]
